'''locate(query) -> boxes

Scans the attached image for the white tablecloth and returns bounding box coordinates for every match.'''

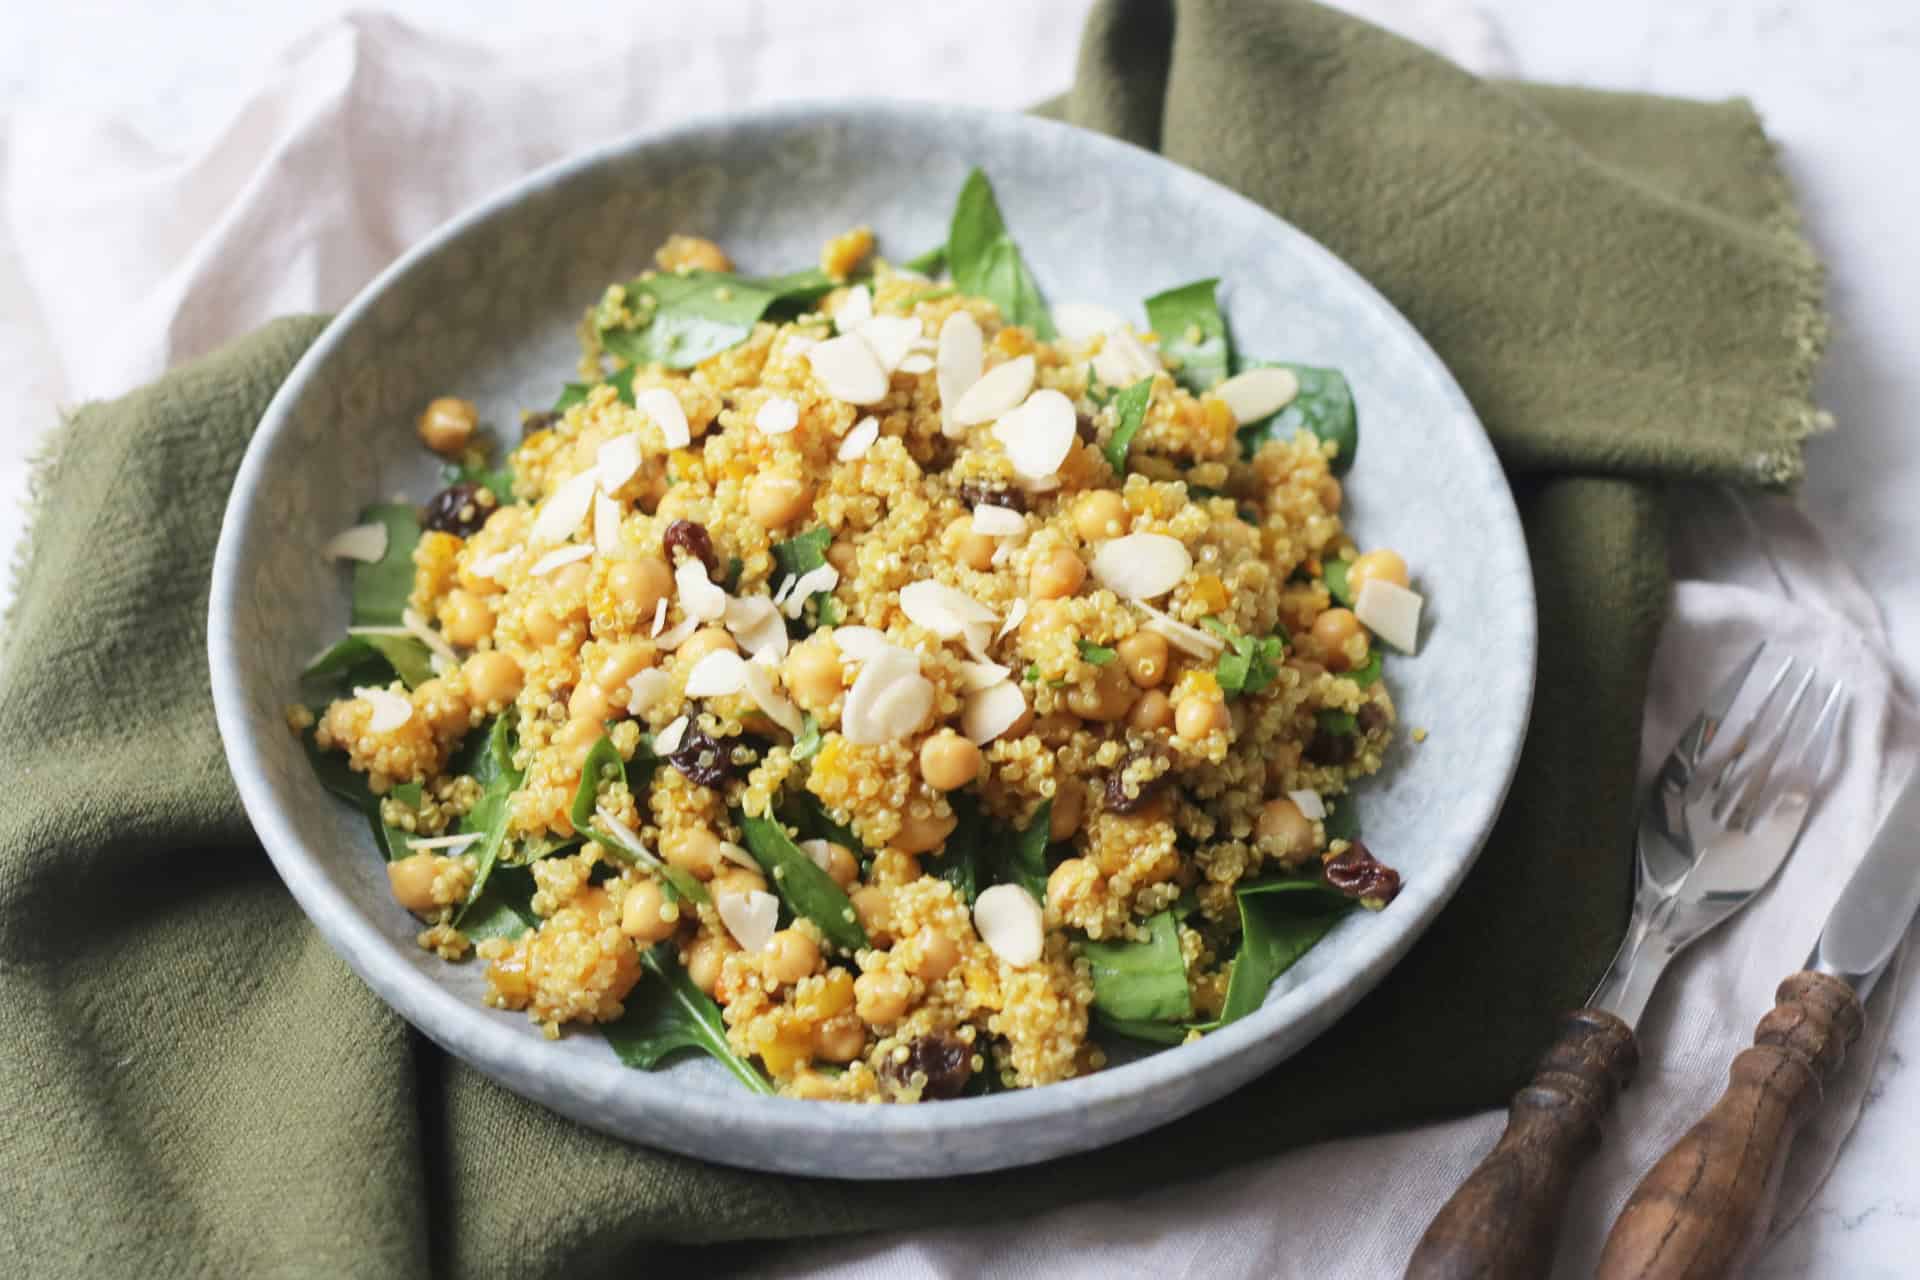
[5,3,1916,1274]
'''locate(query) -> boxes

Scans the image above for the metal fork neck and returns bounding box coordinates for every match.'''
[1590,906,1679,1026]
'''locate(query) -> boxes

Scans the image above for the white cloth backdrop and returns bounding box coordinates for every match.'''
[5,4,1915,1276]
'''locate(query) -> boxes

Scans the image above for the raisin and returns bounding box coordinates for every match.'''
[667,724,746,789]
[1357,702,1389,736]
[881,1034,973,1100]
[1323,841,1402,906]
[521,410,560,438]
[1074,412,1098,444]
[422,481,496,537]
[1305,728,1357,767]
[663,519,720,576]
[955,480,1027,514]
[1103,749,1166,814]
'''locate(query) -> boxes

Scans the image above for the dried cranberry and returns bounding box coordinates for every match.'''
[422,481,496,537]
[667,724,746,789]
[1356,702,1388,736]
[1103,749,1167,814]
[1323,841,1402,906]
[521,410,560,438]
[955,481,1027,514]
[1074,412,1098,444]
[881,1034,973,1100]
[1305,728,1357,767]
[663,519,720,576]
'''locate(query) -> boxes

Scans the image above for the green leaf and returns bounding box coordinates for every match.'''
[1081,911,1193,1024]
[737,813,868,952]
[350,503,421,627]
[924,793,985,906]
[300,730,386,852]
[571,734,625,831]
[791,714,823,761]
[601,944,775,1094]
[1324,557,1354,606]
[902,245,947,276]
[301,633,435,695]
[946,169,1053,338]
[1348,650,1383,688]
[379,782,424,862]
[1236,361,1358,475]
[771,526,837,625]
[1202,618,1285,699]
[1144,279,1229,392]
[1214,878,1353,1026]
[1316,709,1358,736]
[553,382,590,412]
[453,713,523,926]
[781,794,866,864]
[569,734,705,905]
[459,866,539,941]
[1102,376,1155,472]
[597,269,836,370]
[1077,641,1116,666]
[1323,798,1361,843]
[1092,1010,1191,1046]
[983,800,1052,901]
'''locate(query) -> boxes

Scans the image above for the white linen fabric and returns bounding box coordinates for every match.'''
[4,6,1913,1276]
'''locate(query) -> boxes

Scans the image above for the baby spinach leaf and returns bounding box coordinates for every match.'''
[946,169,1054,338]
[1324,557,1354,606]
[598,269,836,370]
[571,734,626,831]
[1348,651,1383,688]
[1144,279,1229,392]
[780,793,866,865]
[1316,709,1358,736]
[1215,878,1353,1027]
[791,713,823,762]
[503,831,583,868]
[924,793,986,906]
[302,633,435,695]
[459,866,539,941]
[602,943,775,1095]
[982,799,1052,902]
[738,812,868,952]
[1081,911,1193,1024]
[453,713,522,926]
[440,434,516,507]
[1236,360,1358,475]
[1102,376,1156,472]
[902,245,947,276]
[300,730,386,851]
[350,503,421,627]
[553,382,590,412]
[1323,798,1361,843]
[572,733,706,904]
[1077,641,1116,666]
[1093,1009,1190,1046]
[380,782,424,862]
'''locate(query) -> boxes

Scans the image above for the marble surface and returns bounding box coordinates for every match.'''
[4,0,1917,1272]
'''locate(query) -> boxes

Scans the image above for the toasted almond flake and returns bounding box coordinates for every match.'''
[429,653,454,676]
[323,522,388,563]
[971,504,1025,537]
[782,565,839,619]
[998,599,1029,639]
[755,397,801,436]
[654,715,691,756]
[807,334,889,405]
[1135,602,1227,659]
[782,334,819,360]
[596,434,643,492]
[936,311,985,437]
[1215,366,1301,425]
[858,315,921,373]
[655,615,700,650]
[961,680,1027,745]
[842,645,933,744]
[594,492,621,555]
[830,626,888,663]
[717,889,779,953]
[838,415,880,461]
[900,580,996,640]
[992,389,1077,479]
[725,595,789,662]
[1354,578,1424,654]
[675,561,727,621]
[952,354,1035,427]
[961,621,995,664]
[1051,301,1127,343]
[897,353,934,375]
[716,841,760,872]
[836,284,873,333]
[626,667,671,715]
[406,832,484,853]
[973,883,1044,967]
[354,686,413,732]
[799,839,838,873]
[1091,533,1191,600]
[685,649,749,697]
[1092,328,1160,388]
[594,804,659,863]
[638,388,690,448]
[468,547,521,581]
[742,661,806,736]
[957,660,1011,692]
[529,543,593,576]
[1288,790,1327,821]
[529,470,599,545]
[343,626,411,639]
[772,574,798,608]
[399,609,462,664]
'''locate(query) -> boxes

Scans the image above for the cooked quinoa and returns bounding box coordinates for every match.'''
[299,176,1422,1103]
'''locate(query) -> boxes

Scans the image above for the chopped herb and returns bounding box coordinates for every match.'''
[439,429,515,506]
[1081,911,1193,1024]
[596,269,836,370]
[1077,640,1117,666]
[1324,557,1354,605]
[1085,364,1113,407]
[721,555,744,594]
[349,503,421,627]
[1348,650,1383,688]
[301,633,434,695]
[771,526,837,625]
[1201,617,1285,698]
[1316,709,1358,736]
[1102,376,1155,472]
[1023,664,1040,683]
[601,944,775,1094]
[452,712,523,926]
[791,713,823,761]
[737,813,868,951]
[1236,360,1358,475]
[1143,279,1229,392]
[946,169,1053,338]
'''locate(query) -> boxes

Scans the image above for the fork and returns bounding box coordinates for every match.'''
[1406,644,1846,1280]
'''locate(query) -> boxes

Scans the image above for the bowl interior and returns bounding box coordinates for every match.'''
[210,101,1534,1179]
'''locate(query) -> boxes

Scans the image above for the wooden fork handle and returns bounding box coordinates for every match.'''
[1406,1008,1639,1280]
[1596,971,1864,1280]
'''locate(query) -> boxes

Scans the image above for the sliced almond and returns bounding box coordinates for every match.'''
[900,580,996,640]
[399,609,461,665]
[1135,602,1227,659]
[842,645,933,744]
[799,839,839,873]
[830,626,889,664]
[685,649,749,697]
[755,397,801,436]
[716,840,761,872]
[1354,578,1423,654]
[468,547,521,581]
[654,714,691,756]
[859,315,922,373]
[952,355,1035,427]
[323,522,388,563]
[936,311,985,438]
[838,415,880,461]
[957,659,1011,692]
[655,615,700,650]
[961,680,1027,745]
[529,470,599,546]
[898,353,935,375]
[1051,301,1126,343]
[1091,328,1160,388]
[971,504,1025,537]
[807,334,890,406]
[993,389,1077,479]
[1090,533,1191,601]
[973,883,1044,967]
[998,599,1029,639]
[1287,789,1327,821]
[781,565,839,620]
[354,686,414,733]
[717,889,780,953]
[674,560,727,621]
[593,492,621,555]
[638,388,690,448]
[649,597,669,637]
[725,595,789,662]
[404,832,484,853]
[626,667,671,715]
[1214,366,1301,425]
[836,284,873,333]
[742,661,805,736]
[597,434,643,492]
[529,543,593,576]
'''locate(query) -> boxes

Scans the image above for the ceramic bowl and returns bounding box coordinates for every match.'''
[208,101,1535,1179]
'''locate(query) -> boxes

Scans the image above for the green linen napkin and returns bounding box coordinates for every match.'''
[0,1,1823,1273]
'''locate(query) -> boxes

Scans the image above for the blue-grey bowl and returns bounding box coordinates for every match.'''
[208,101,1535,1179]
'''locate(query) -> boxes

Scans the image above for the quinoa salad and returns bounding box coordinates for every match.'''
[293,171,1427,1103]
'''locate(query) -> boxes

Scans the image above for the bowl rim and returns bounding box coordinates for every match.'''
[209,97,1536,1177]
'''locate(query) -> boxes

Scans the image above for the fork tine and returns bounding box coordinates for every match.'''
[1705,652,1795,804]
[1774,679,1847,796]
[1674,641,1768,769]
[1718,665,1816,830]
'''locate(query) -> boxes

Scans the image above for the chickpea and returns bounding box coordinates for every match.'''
[463,650,523,707]
[523,601,562,647]
[764,929,821,985]
[685,936,730,994]
[550,560,592,604]
[910,927,961,982]
[813,1016,868,1064]
[1112,630,1171,689]
[1050,782,1086,841]
[894,809,958,855]
[608,557,673,617]
[853,970,913,1025]
[663,828,725,880]
[1347,548,1410,598]
[441,589,494,648]
[655,233,732,274]
[950,516,997,573]
[785,638,844,708]
[1310,608,1368,673]
[1128,689,1174,733]
[1072,490,1128,541]
[919,730,982,791]
[1030,547,1087,600]
[1175,692,1231,740]
[1021,598,1072,644]
[594,641,655,691]
[675,626,738,668]
[1065,662,1138,722]
[747,474,814,530]
[417,397,477,457]
[850,887,893,941]
[1046,856,1102,915]
[387,853,441,914]
[568,680,612,726]
[553,716,601,762]
[1256,797,1320,862]
[621,879,679,942]
[826,540,857,576]
[712,866,769,900]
